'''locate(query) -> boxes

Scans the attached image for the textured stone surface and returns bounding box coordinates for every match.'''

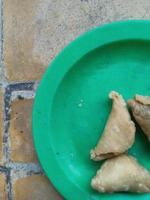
[0,0,2,83]
[0,173,7,200]
[2,0,150,199]
[9,99,38,162]
[4,0,150,81]
[13,175,63,200]
[0,88,3,164]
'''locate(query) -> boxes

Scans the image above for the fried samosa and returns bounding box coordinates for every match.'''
[91,154,150,193]
[128,95,150,141]
[90,91,135,161]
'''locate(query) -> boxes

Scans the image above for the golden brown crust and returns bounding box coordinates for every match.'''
[135,95,150,105]
[128,95,150,141]
[91,91,135,161]
[91,154,150,193]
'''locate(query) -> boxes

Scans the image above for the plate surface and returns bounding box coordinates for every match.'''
[33,20,150,200]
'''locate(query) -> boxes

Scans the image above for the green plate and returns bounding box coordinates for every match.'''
[32,20,150,200]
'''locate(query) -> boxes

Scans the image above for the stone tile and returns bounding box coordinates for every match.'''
[0,0,2,83]
[0,88,3,164]
[4,0,150,81]
[0,173,7,200]
[4,0,45,82]
[9,99,38,163]
[13,174,63,200]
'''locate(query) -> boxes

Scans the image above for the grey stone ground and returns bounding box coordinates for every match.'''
[1,0,150,199]
[0,0,2,84]
[0,0,42,197]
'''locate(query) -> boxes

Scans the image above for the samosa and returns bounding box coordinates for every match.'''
[91,154,150,193]
[128,95,150,141]
[91,91,135,161]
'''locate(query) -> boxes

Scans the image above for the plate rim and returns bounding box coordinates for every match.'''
[32,20,150,200]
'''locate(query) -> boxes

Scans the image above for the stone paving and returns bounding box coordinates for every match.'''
[1,0,150,199]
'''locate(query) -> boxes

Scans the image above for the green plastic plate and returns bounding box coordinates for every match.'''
[32,20,150,200]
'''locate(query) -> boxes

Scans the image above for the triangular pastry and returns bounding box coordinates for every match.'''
[91,154,150,193]
[128,95,150,141]
[91,91,135,161]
